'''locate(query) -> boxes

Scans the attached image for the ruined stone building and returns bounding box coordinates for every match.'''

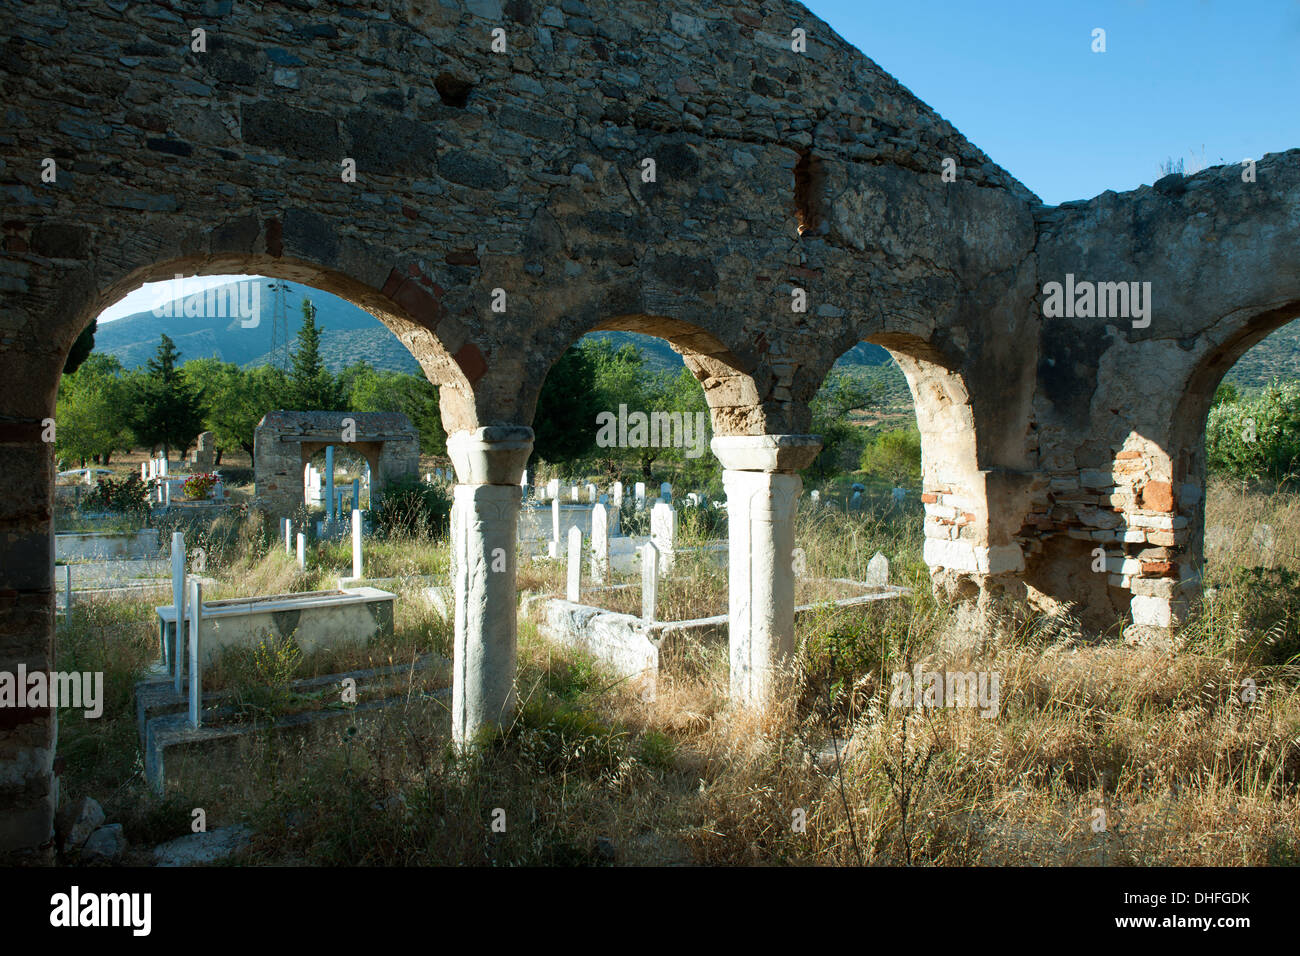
[2,0,1297,853]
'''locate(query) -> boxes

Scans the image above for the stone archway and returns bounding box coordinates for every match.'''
[254,411,420,522]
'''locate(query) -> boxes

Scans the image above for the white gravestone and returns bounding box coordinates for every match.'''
[651,501,676,573]
[866,552,890,588]
[590,502,609,584]
[566,525,583,602]
[641,542,658,622]
[548,497,562,559]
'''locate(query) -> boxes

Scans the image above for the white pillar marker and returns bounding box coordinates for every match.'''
[566,525,583,602]
[170,531,185,678]
[188,578,203,729]
[296,532,306,569]
[284,518,293,554]
[612,481,623,509]
[325,445,336,528]
[641,542,658,622]
[352,508,363,580]
[549,496,562,559]
[590,502,609,584]
[635,482,646,510]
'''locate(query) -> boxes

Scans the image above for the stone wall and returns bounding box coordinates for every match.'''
[0,0,1297,851]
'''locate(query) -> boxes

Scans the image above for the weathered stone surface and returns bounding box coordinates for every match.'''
[81,823,127,862]
[57,795,105,852]
[154,825,252,866]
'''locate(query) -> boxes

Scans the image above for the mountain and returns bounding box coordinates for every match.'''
[1224,322,1300,391]
[96,277,419,374]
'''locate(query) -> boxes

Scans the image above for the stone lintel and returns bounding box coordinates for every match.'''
[711,434,822,473]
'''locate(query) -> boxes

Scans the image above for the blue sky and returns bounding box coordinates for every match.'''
[807,0,1300,204]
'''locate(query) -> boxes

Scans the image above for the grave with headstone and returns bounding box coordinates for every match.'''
[651,500,676,573]
[188,431,217,471]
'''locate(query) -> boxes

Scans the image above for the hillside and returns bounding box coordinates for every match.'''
[95,278,419,374]
[1224,321,1300,391]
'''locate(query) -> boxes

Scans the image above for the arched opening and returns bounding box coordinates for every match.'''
[1160,302,1300,645]
[509,319,770,695]
[796,333,994,603]
[12,260,469,853]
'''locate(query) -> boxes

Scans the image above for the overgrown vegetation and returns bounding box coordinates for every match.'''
[49,479,1300,866]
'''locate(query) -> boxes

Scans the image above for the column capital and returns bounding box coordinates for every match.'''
[711,434,821,473]
[447,425,534,485]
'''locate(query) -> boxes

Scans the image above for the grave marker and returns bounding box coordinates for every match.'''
[591,502,609,584]
[352,509,364,580]
[641,543,658,621]
[188,579,203,729]
[866,552,890,588]
[651,501,676,573]
[170,532,185,676]
[549,497,562,558]
[566,526,583,602]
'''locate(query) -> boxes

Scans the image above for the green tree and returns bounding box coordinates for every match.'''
[183,358,288,459]
[1212,380,1239,407]
[860,427,922,485]
[129,334,204,458]
[1206,379,1300,481]
[810,369,874,478]
[288,297,344,410]
[55,353,132,466]
[345,365,447,457]
[532,344,601,467]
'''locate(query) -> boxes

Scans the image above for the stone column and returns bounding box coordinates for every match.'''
[447,426,533,746]
[713,435,821,708]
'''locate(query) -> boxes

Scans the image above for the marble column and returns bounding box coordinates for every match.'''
[447,426,533,745]
[712,435,822,708]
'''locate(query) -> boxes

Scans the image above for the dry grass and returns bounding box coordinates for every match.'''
[49,479,1300,866]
